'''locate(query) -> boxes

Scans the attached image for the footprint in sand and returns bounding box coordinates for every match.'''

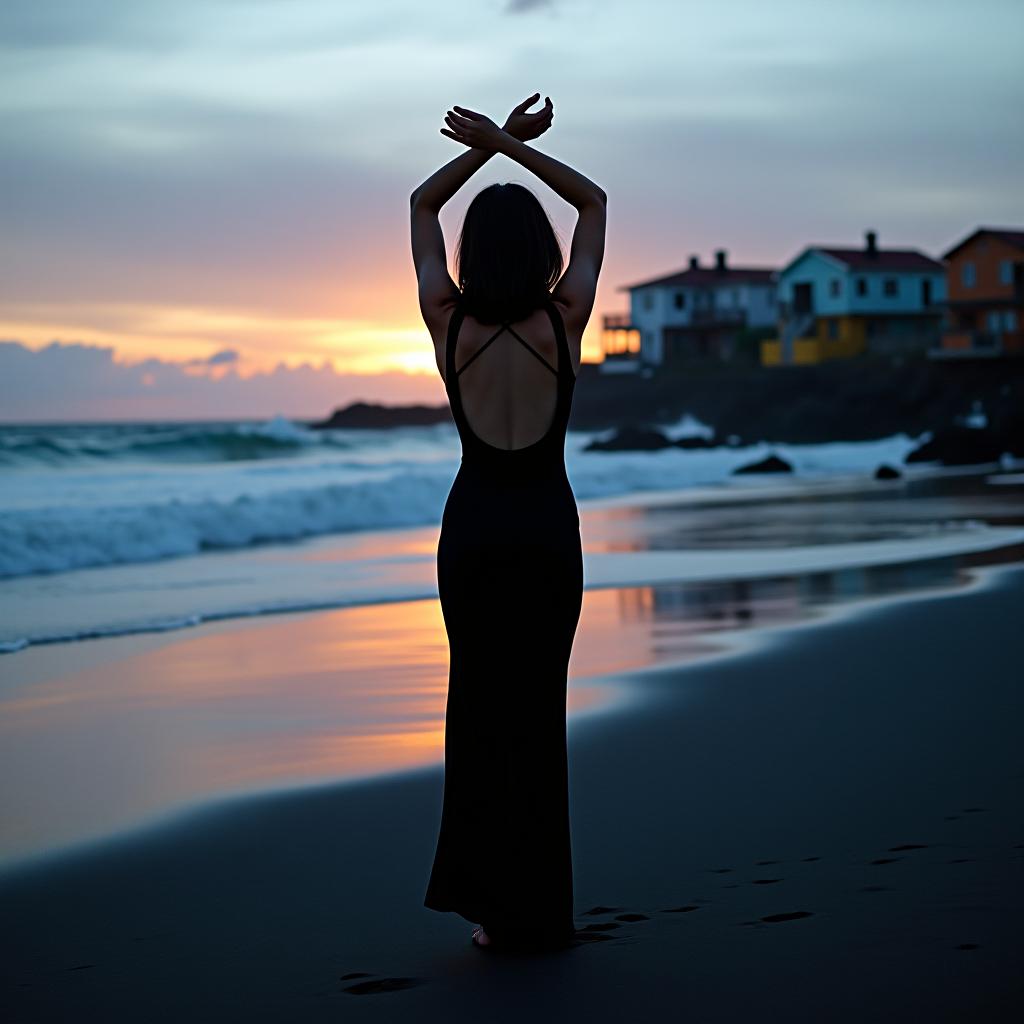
[755,859,781,865]
[576,906,634,943]
[751,878,784,885]
[869,857,903,865]
[888,843,928,851]
[343,977,423,995]
[573,908,652,940]
[738,911,814,926]
[801,856,821,862]
[661,905,700,914]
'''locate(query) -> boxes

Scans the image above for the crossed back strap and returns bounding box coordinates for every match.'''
[454,321,557,378]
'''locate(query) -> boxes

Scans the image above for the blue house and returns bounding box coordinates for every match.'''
[764,231,947,365]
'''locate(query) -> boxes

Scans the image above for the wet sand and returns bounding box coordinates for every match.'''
[2,563,1021,1022]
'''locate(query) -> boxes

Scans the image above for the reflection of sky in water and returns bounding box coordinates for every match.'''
[2,533,1021,868]
[584,473,1024,553]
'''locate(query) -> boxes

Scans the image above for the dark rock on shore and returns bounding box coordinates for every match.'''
[584,427,676,451]
[904,426,1008,466]
[310,402,452,430]
[583,427,723,452]
[874,464,902,480]
[733,454,793,475]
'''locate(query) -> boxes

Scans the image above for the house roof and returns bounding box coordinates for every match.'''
[811,247,946,273]
[621,266,776,291]
[941,227,1024,260]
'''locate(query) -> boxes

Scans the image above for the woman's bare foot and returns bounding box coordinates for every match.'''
[471,925,492,947]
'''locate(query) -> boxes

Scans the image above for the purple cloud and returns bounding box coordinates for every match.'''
[0,340,442,422]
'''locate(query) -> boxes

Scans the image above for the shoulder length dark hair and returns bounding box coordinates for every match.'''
[455,183,563,324]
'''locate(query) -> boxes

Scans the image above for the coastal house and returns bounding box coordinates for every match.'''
[933,227,1024,359]
[761,231,947,366]
[599,250,777,373]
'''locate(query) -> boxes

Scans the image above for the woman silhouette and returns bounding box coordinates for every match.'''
[411,93,606,952]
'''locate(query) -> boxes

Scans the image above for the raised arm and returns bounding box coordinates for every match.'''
[410,95,554,330]
[409,148,491,326]
[442,102,607,328]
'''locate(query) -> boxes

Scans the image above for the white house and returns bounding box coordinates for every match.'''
[600,250,777,372]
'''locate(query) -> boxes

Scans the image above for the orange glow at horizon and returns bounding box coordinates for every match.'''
[1,295,605,381]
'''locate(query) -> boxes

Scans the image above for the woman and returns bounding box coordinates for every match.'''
[411,93,606,952]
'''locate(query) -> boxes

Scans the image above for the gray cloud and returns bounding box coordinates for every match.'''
[185,348,239,366]
[505,0,555,12]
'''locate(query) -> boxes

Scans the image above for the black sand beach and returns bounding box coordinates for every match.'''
[2,564,1022,1023]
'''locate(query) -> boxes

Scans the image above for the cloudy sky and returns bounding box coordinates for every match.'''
[1,0,1021,420]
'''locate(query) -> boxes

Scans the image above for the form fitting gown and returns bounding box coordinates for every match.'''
[423,296,583,949]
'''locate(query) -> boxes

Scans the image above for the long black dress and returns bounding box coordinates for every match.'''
[423,296,583,950]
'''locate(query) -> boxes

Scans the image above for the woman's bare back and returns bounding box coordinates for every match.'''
[434,301,580,452]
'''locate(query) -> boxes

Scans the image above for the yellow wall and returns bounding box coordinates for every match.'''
[761,317,868,366]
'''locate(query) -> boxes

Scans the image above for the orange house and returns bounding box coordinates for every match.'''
[938,227,1024,358]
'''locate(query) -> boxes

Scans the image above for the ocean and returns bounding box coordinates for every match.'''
[0,414,1011,654]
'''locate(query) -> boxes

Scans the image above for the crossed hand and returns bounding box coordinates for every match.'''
[441,93,553,150]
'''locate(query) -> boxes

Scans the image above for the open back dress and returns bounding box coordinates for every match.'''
[423,295,583,950]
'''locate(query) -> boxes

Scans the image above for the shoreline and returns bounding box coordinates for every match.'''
[3,464,1023,654]
[5,522,1022,654]
[1,561,1021,1020]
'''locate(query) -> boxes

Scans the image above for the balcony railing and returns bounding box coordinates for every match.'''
[602,313,635,330]
[689,308,746,326]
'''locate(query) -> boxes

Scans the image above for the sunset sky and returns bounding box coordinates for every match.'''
[1,0,1021,420]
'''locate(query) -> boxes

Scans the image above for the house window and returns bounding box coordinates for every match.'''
[962,262,976,288]
[643,291,654,311]
[883,278,898,297]
[829,279,841,298]
[673,291,685,310]
[856,277,867,297]
[986,310,1017,332]
[999,260,1013,285]
[827,318,839,340]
